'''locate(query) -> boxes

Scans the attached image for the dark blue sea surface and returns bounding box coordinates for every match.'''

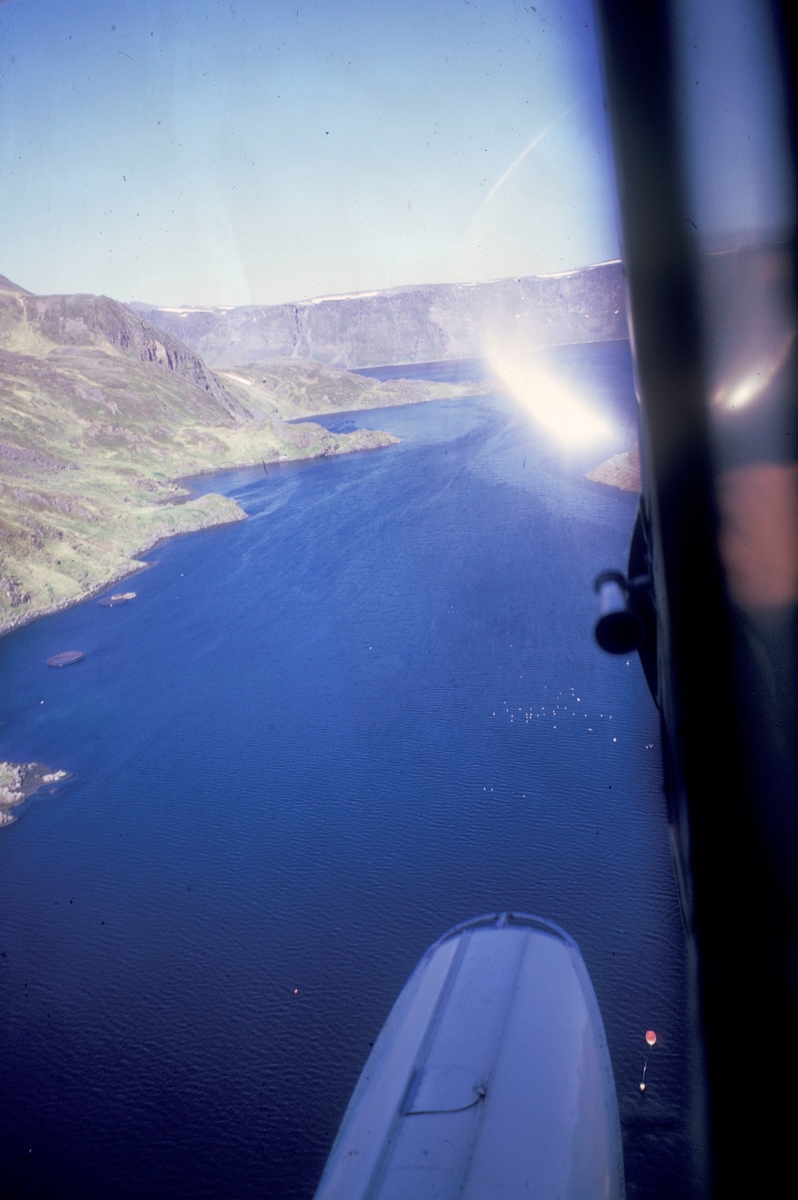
[1,343,691,1198]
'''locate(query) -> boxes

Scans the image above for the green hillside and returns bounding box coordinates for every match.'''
[216,360,491,420]
[0,275,400,633]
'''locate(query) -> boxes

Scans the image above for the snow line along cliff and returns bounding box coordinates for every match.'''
[131,261,626,370]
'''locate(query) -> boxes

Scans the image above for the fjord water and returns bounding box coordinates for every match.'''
[0,343,690,1198]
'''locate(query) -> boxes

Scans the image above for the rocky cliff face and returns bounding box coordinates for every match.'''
[131,260,627,369]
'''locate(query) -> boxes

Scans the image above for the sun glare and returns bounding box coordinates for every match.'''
[487,351,614,447]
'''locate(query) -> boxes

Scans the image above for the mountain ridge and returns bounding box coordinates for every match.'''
[131,260,627,369]
[1,286,251,422]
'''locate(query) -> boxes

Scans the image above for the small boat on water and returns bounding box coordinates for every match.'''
[97,592,137,607]
[47,651,84,667]
[315,912,624,1199]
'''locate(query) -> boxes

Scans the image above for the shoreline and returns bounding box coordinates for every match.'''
[0,518,236,639]
[0,761,72,827]
[0,432,397,639]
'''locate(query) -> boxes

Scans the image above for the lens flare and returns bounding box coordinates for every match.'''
[487,351,614,447]
[713,332,794,411]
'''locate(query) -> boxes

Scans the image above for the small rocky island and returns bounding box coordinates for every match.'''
[0,761,70,827]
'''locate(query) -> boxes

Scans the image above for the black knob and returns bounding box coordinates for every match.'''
[594,570,645,654]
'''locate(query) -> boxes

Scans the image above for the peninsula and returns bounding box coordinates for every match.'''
[215,359,493,421]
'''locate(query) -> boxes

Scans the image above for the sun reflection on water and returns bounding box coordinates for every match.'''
[486,349,614,447]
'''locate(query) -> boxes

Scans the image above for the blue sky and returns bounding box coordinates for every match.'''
[0,0,620,305]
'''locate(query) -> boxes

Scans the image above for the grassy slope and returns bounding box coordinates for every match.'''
[0,276,405,633]
[216,360,492,420]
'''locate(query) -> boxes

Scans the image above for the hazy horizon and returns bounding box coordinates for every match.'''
[0,0,620,307]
